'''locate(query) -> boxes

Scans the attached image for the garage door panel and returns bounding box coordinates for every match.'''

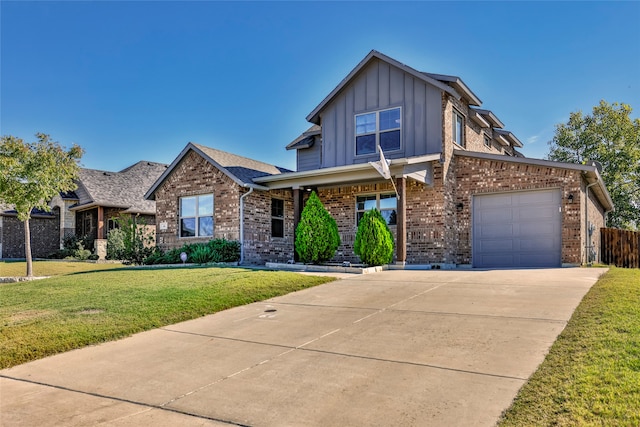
[519,237,559,251]
[473,189,561,268]
[479,224,513,239]
[518,222,557,237]
[479,208,514,222]
[477,239,514,252]
[518,206,558,221]
[476,193,513,208]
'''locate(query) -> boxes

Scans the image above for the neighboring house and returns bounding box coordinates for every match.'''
[0,204,61,259]
[1,161,168,259]
[147,50,613,268]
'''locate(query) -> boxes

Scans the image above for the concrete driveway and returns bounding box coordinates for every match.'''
[0,268,605,426]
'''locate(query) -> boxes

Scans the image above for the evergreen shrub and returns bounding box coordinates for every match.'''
[354,208,394,266]
[295,191,340,264]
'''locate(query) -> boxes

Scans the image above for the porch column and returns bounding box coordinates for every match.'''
[396,177,406,264]
[94,207,107,261]
[97,206,105,239]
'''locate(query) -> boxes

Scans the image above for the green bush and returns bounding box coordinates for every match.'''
[295,191,340,264]
[106,215,155,265]
[354,208,394,266]
[143,239,241,265]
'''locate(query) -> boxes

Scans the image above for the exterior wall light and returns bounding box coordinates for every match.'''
[456,202,464,211]
[567,193,574,203]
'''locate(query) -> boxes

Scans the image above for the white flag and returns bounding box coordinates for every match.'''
[369,145,391,180]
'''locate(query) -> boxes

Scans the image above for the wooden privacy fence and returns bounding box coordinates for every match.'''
[601,228,640,268]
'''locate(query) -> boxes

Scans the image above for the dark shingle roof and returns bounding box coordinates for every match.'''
[74,161,168,214]
[145,143,290,200]
[192,143,291,183]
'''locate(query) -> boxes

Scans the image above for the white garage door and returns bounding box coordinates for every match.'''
[472,189,562,268]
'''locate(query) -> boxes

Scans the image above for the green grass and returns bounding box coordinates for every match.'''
[499,268,640,426]
[0,260,124,277]
[0,265,335,369]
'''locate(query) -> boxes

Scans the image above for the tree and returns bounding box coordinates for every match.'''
[0,134,83,276]
[547,101,640,229]
[295,191,340,264]
[354,208,395,266]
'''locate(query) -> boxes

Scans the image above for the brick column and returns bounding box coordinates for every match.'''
[396,177,406,264]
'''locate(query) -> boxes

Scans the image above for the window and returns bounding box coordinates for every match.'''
[107,218,119,234]
[453,110,464,147]
[484,135,491,149]
[271,198,284,238]
[356,107,401,155]
[356,193,397,225]
[180,194,213,237]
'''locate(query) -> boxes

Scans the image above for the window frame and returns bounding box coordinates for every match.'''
[271,198,285,239]
[356,192,398,226]
[355,106,402,156]
[179,194,214,238]
[452,109,465,148]
[483,134,492,149]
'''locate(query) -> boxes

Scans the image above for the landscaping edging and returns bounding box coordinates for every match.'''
[0,276,51,284]
[265,262,387,274]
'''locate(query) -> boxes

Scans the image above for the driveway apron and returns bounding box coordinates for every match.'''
[0,268,606,426]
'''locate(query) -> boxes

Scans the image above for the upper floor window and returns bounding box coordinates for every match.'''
[180,194,213,237]
[356,193,397,225]
[483,135,491,149]
[271,198,284,238]
[355,107,401,155]
[453,110,464,148]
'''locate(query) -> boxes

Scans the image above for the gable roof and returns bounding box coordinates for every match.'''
[145,143,291,200]
[286,125,321,151]
[306,50,464,125]
[71,161,168,214]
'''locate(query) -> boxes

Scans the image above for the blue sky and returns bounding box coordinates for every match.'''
[2,1,639,172]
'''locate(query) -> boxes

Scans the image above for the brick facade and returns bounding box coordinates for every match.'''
[154,151,241,250]
[0,210,61,259]
[454,155,584,265]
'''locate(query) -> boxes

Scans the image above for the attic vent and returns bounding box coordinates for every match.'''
[103,172,111,176]
[147,162,153,165]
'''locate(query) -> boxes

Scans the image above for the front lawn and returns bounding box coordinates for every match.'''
[0,260,124,277]
[0,265,335,369]
[499,267,640,426]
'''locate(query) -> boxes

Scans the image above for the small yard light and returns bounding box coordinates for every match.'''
[180,252,187,264]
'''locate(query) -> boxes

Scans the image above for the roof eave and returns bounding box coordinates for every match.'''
[453,149,614,211]
[255,154,440,190]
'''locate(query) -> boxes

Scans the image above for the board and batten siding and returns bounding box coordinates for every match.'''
[296,135,322,172]
[318,58,443,168]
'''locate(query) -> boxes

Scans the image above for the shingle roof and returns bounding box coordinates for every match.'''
[286,125,321,151]
[145,143,291,200]
[193,144,290,182]
[73,161,168,214]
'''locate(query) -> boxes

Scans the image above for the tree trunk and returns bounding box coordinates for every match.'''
[24,219,33,277]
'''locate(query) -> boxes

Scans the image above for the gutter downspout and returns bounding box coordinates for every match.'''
[585,180,598,265]
[239,185,254,265]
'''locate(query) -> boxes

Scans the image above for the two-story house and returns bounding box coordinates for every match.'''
[146,50,613,268]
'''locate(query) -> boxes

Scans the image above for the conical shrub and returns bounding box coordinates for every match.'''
[295,191,340,264]
[354,208,394,266]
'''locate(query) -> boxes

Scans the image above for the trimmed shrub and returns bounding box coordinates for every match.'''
[354,208,394,266]
[143,239,241,265]
[295,191,340,264]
